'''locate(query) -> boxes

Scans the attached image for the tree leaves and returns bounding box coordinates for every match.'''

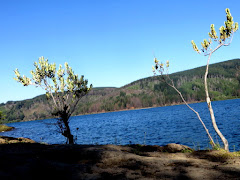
[208,24,218,39]
[191,8,238,55]
[191,40,200,53]
[152,57,169,76]
[14,57,92,113]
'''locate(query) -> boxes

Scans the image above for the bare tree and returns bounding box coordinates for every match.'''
[191,8,238,151]
[152,59,215,147]
[14,57,92,144]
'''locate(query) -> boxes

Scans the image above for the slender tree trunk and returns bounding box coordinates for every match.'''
[205,54,229,151]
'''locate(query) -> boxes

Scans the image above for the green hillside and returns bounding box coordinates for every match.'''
[1,58,240,123]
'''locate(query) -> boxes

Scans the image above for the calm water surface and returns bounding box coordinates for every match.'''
[1,99,240,151]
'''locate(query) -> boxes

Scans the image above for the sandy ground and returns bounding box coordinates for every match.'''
[1,137,240,180]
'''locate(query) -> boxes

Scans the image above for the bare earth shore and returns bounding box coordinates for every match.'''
[1,137,240,180]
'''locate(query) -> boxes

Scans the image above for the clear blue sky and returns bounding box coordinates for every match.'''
[0,0,240,103]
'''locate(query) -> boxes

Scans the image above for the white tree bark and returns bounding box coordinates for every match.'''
[204,54,229,151]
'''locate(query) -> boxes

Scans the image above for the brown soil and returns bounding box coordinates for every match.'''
[0,138,240,180]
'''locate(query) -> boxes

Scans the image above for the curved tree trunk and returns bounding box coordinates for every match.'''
[58,110,74,144]
[205,54,229,151]
[63,118,74,144]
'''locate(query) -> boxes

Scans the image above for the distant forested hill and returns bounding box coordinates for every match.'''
[1,58,240,123]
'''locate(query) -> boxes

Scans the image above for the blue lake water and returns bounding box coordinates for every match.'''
[1,99,240,151]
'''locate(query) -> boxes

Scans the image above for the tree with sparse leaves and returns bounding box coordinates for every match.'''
[152,59,215,148]
[14,57,92,144]
[191,8,238,151]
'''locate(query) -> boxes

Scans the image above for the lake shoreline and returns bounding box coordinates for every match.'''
[1,138,240,179]
[0,124,15,132]
[4,98,239,124]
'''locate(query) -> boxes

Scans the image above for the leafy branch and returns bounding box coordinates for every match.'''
[191,8,238,151]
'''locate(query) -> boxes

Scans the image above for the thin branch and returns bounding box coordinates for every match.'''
[70,94,84,115]
[223,32,235,46]
[163,75,215,145]
[42,79,56,106]
[153,65,215,146]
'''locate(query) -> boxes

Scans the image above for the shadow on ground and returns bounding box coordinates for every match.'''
[1,141,240,180]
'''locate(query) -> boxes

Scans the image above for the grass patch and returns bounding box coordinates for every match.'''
[0,124,14,132]
[181,148,194,153]
[210,149,240,162]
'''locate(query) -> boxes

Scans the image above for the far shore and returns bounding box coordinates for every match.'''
[72,98,239,118]
[3,98,239,124]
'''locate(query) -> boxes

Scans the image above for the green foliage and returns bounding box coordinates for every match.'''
[120,91,126,97]
[212,143,222,151]
[14,57,92,101]
[192,8,238,55]
[127,84,140,90]
[181,148,194,153]
[8,111,25,122]
[0,111,5,121]
[116,91,129,108]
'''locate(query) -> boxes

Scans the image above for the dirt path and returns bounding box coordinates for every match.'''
[0,140,240,179]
